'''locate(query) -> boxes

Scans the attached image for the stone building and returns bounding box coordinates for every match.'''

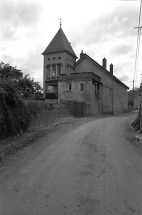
[42,26,129,115]
[42,26,77,101]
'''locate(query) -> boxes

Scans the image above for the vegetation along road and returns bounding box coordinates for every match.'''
[0,111,142,215]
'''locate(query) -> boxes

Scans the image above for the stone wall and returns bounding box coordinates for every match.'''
[58,80,100,115]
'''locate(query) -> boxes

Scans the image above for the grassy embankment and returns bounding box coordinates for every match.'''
[0,101,71,162]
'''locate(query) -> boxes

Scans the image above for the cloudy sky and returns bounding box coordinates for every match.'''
[0,0,142,89]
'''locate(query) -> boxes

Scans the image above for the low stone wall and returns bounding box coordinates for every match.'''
[29,101,71,127]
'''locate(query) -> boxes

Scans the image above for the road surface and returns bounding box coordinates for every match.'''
[0,112,142,215]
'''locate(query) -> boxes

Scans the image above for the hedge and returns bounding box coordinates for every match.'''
[0,79,33,138]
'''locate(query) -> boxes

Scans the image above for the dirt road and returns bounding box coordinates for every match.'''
[0,111,142,215]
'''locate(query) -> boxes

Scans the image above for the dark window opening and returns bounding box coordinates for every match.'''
[58,64,62,75]
[80,83,84,91]
[66,83,72,91]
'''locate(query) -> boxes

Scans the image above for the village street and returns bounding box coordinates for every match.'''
[0,111,142,215]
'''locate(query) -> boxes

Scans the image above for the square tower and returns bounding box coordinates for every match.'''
[42,27,77,100]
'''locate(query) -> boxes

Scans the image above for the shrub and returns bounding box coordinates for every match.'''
[0,79,32,138]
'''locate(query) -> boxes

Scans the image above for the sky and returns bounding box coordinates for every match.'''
[0,0,142,90]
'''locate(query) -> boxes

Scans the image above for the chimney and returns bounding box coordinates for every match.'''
[102,57,107,69]
[80,50,84,59]
[110,63,113,74]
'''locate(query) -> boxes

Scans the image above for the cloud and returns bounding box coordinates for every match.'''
[71,3,139,49]
[110,44,133,55]
[2,43,43,78]
[0,0,41,40]
[21,50,42,76]
[118,74,129,82]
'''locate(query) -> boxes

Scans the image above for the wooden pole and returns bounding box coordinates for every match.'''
[140,74,141,131]
[133,79,134,108]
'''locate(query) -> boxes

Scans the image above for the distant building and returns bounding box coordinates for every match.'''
[42,26,129,114]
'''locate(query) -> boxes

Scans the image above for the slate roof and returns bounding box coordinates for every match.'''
[75,53,129,89]
[42,27,77,58]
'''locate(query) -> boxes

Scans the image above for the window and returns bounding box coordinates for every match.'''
[66,83,72,91]
[53,57,55,60]
[58,56,61,59]
[80,83,84,91]
[48,58,50,60]
[95,83,97,94]
[52,65,56,76]
[57,64,62,75]
[46,65,50,77]
[66,64,69,75]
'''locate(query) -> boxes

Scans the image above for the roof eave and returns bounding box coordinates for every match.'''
[42,50,78,58]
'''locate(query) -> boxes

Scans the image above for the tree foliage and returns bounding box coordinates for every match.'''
[0,62,42,138]
[0,79,31,138]
[18,74,42,99]
[0,62,23,81]
[128,86,140,105]
[0,62,42,99]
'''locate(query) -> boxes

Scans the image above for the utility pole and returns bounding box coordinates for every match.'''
[133,79,135,108]
[140,74,142,132]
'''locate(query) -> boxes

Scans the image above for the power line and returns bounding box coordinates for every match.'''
[134,0,142,79]
[122,80,141,83]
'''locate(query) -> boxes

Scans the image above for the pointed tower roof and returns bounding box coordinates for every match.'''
[42,27,77,58]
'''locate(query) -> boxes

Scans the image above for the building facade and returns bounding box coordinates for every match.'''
[42,27,129,114]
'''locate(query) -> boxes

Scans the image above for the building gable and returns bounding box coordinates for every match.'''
[75,54,129,89]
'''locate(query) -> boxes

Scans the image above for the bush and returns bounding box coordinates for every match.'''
[0,78,70,139]
[0,79,32,138]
